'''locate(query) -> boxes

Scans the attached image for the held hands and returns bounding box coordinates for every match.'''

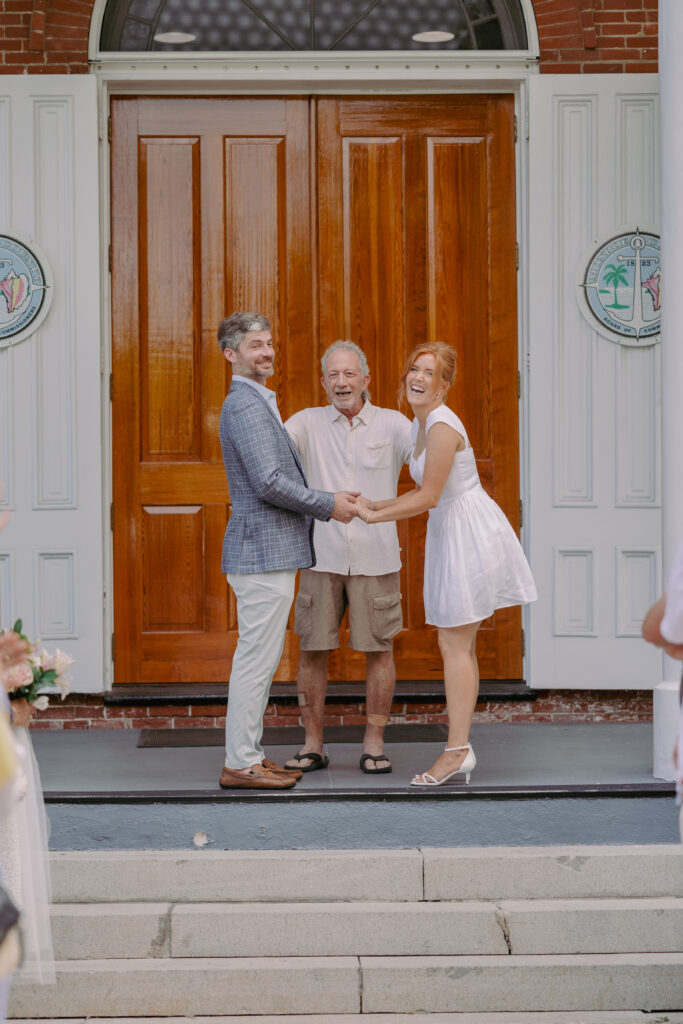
[355,495,375,524]
[331,491,361,523]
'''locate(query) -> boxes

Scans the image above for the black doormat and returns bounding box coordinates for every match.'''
[137,723,448,748]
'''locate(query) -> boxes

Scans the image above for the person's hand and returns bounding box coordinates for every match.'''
[9,697,34,729]
[330,491,360,523]
[355,495,374,524]
[0,632,30,691]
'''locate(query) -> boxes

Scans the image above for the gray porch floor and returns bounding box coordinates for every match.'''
[34,721,669,799]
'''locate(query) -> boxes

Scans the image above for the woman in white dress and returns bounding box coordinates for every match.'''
[356,343,537,786]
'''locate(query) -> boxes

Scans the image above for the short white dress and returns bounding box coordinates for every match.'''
[410,406,537,627]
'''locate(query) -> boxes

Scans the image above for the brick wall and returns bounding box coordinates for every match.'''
[28,690,653,730]
[0,0,659,75]
[536,0,658,73]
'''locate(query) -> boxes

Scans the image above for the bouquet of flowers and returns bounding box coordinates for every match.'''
[2,619,74,709]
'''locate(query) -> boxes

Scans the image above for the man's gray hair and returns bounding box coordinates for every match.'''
[321,340,371,402]
[217,312,270,353]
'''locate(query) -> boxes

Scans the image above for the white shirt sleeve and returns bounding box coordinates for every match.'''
[284,409,308,462]
[661,541,683,645]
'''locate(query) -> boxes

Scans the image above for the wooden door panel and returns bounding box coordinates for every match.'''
[318,96,521,680]
[112,97,313,684]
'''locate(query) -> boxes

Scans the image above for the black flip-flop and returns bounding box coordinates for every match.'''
[283,751,330,773]
[360,753,392,775]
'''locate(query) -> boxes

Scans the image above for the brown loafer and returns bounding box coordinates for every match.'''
[262,758,303,781]
[219,764,297,789]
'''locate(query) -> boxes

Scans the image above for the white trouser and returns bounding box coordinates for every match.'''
[224,569,296,769]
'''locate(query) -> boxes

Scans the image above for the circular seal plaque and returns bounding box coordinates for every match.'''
[577,227,661,346]
[0,232,53,348]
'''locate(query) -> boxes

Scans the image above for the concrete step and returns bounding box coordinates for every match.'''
[499,896,683,954]
[422,844,683,900]
[49,849,423,903]
[11,1015,683,1024]
[49,844,683,904]
[359,954,683,1014]
[50,898,683,960]
[10,954,683,1017]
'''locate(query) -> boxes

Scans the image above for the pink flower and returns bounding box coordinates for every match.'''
[32,695,50,711]
[4,661,33,689]
[41,648,76,675]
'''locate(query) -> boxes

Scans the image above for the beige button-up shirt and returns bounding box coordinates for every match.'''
[285,401,413,576]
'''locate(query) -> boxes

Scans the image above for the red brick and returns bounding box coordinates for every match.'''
[29,63,80,72]
[541,63,583,73]
[534,0,579,14]
[73,706,104,719]
[189,703,225,716]
[47,10,91,24]
[598,47,648,60]
[148,704,188,717]
[44,34,88,48]
[601,0,643,9]
[130,718,170,729]
[625,62,657,72]
[104,705,138,718]
[174,717,218,728]
[34,705,76,719]
[581,62,624,72]
[91,720,133,729]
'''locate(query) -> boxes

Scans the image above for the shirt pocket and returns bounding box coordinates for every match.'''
[363,439,391,470]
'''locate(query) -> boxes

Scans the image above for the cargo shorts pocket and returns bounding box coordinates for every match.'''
[370,591,403,642]
[294,591,313,638]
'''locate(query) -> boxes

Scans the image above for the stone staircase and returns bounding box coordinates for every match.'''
[9,845,683,1018]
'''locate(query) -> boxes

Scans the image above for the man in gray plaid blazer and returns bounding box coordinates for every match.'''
[217,312,358,789]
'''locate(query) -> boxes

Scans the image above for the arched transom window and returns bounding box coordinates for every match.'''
[100,0,528,53]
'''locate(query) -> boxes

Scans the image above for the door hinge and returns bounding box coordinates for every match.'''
[108,115,112,144]
[515,243,520,270]
[109,372,113,401]
[110,502,114,532]
[111,633,115,662]
[108,243,112,273]
[521,628,525,658]
[519,499,523,529]
[513,114,518,143]
[517,370,521,399]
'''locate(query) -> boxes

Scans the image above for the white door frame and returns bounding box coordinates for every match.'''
[90,15,540,689]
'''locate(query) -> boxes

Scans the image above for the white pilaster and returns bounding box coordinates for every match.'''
[654,0,683,779]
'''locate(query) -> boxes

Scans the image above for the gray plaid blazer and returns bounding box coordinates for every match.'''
[219,380,335,574]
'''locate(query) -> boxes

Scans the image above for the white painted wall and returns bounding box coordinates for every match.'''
[0,76,103,692]
[528,74,661,689]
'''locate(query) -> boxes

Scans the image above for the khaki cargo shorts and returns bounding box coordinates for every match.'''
[294,569,403,653]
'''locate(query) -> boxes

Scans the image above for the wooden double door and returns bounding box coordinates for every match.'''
[111,95,521,685]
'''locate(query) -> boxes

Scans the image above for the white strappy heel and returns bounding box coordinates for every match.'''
[410,743,476,787]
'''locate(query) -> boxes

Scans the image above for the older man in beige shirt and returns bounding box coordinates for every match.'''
[283,341,412,775]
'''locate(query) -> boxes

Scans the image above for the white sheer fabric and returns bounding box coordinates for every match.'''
[0,727,54,985]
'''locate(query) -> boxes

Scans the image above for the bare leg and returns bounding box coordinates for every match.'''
[413,621,481,783]
[284,649,329,770]
[362,650,396,770]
